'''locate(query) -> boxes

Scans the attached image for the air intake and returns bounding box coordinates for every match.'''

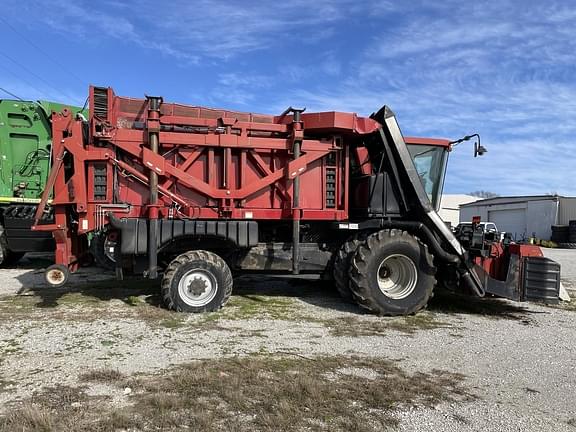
[93,87,109,119]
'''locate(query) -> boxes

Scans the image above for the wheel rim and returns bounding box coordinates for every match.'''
[376,254,418,299]
[178,268,218,307]
[46,269,65,285]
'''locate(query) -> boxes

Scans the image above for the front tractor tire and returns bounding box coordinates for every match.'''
[161,250,233,313]
[349,229,436,316]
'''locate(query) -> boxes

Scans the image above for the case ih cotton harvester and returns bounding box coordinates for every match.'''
[32,86,561,315]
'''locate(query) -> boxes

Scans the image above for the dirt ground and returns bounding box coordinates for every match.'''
[0,252,575,431]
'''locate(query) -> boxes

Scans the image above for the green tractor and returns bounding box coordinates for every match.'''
[0,99,87,265]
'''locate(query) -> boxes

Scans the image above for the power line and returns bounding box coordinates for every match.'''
[0,87,24,101]
[0,49,79,103]
[0,61,54,101]
[0,16,86,87]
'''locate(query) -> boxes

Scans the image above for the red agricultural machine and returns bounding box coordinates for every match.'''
[32,86,561,315]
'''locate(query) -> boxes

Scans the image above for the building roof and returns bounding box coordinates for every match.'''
[460,195,567,207]
[440,194,480,210]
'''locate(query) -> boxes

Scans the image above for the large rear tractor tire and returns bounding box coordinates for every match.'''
[349,229,436,316]
[333,233,368,302]
[162,250,233,313]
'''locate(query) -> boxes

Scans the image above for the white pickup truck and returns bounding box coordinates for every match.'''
[455,222,498,233]
[454,222,506,241]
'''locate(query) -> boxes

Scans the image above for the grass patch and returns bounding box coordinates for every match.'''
[99,339,116,347]
[0,355,471,432]
[0,377,15,394]
[158,316,186,329]
[0,278,158,312]
[324,311,451,337]
[1,338,22,356]
[218,294,297,320]
[3,273,538,337]
[0,279,184,328]
[79,368,124,383]
[1,403,54,432]
[31,385,88,410]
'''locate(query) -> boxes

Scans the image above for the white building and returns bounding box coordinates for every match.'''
[460,195,576,241]
[438,194,480,227]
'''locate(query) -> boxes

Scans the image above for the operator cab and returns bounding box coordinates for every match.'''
[405,139,449,211]
[350,135,451,217]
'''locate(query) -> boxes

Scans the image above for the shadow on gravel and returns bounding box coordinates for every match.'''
[4,253,55,270]
[428,289,538,321]
[14,274,161,309]
[10,261,542,321]
[235,275,539,321]
[12,267,361,314]
[234,275,366,315]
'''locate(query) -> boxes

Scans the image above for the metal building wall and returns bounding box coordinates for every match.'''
[460,204,489,223]
[558,198,576,225]
[438,194,479,227]
[526,200,557,240]
[460,197,559,241]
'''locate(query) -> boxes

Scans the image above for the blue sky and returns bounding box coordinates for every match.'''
[1,0,575,196]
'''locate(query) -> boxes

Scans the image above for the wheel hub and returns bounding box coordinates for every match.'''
[379,266,391,279]
[178,269,218,307]
[47,269,64,283]
[188,276,208,296]
[376,254,418,300]
[45,264,69,288]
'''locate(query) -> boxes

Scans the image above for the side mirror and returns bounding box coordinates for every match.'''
[474,141,487,158]
[449,133,486,157]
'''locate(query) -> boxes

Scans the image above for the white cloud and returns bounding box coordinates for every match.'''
[2,0,573,195]
[269,0,576,195]
[8,0,384,61]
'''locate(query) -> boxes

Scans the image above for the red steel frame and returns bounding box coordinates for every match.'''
[33,86,451,269]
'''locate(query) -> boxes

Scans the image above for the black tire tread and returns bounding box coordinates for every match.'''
[161,250,233,312]
[90,232,115,271]
[333,233,368,302]
[349,229,436,316]
[0,224,24,267]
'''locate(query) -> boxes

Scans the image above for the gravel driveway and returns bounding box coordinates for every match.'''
[0,253,575,431]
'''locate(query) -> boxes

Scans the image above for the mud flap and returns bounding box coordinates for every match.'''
[473,256,560,303]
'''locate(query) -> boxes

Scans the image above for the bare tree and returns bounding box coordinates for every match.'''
[469,190,499,198]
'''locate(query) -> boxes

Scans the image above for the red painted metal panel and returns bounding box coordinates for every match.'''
[509,243,543,257]
[36,86,452,267]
